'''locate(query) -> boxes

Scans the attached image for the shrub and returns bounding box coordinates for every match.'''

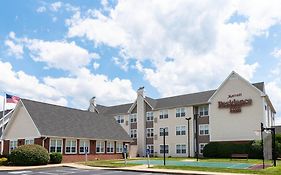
[49,152,62,164]
[0,157,8,166]
[9,144,49,166]
[203,142,262,158]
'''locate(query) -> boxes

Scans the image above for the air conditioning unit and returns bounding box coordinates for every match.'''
[125,121,129,126]
[154,134,158,140]
[154,118,157,123]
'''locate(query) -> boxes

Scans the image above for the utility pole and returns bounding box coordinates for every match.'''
[185,117,191,158]
[194,113,199,161]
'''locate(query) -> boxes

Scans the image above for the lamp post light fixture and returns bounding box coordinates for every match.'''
[185,117,192,158]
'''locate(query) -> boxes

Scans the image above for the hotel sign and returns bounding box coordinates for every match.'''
[218,93,252,113]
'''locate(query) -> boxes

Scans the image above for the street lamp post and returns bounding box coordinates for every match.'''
[185,117,191,158]
[163,128,166,166]
[194,113,199,161]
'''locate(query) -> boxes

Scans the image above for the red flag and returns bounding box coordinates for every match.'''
[6,94,20,103]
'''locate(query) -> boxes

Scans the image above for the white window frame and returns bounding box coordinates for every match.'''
[160,144,169,154]
[199,124,209,135]
[96,141,105,153]
[146,128,154,138]
[106,141,115,153]
[176,125,186,136]
[160,127,168,136]
[79,140,90,154]
[9,140,18,153]
[130,129,137,138]
[130,114,137,123]
[49,139,63,153]
[176,108,186,117]
[199,105,209,116]
[199,143,208,154]
[176,144,186,154]
[159,110,168,119]
[146,112,154,121]
[116,142,123,153]
[116,115,124,124]
[25,139,34,145]
[65,139,77,154]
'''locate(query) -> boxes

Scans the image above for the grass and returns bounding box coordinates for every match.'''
[82,159,140,168]
[81,158,281,175]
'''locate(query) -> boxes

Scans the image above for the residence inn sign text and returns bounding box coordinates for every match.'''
[218,93,252,113]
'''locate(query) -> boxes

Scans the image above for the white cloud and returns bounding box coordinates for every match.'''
[93,62,100,70]
[50,2,62,12]
[44,67,136,107]
[0,60,67,110]
[68,0,272,96]
[36,6,46,13]
[4,40,24,58]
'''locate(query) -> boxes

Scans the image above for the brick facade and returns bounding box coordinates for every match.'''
[2,138,126,162]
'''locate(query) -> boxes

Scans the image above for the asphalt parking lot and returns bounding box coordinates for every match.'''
[0,167,172,175]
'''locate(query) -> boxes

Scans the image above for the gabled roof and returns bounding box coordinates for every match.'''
[21,99,131,141]
[96,80,268,115]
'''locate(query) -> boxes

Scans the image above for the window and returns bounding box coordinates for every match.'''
[199,105,209,116]
[50,139,62,153]
[147,144,154,154]
[160,145,169,154]
[146,128,154,138]
[159,110,168,119]
[116,142,123,153]
[146,112,154,121]
[116,115,124,124]
[96,141,105,153]
[130,129,137,138]
[176,144,186,154]
[176,108,186,117]
[160,127,168,136]
[199,143,208,154]
[130,114,137,123]
[106,141,114,153]
[65,139,77,154]
[25,139,34,145]
[199,124,209,135]
[9,140,17,153]
[176,126,186,135]
[79,140,89,154]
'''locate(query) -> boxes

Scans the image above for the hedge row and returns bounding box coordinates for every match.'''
[203,141,262,159]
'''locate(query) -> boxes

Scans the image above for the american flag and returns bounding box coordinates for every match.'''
[6,94,20,103]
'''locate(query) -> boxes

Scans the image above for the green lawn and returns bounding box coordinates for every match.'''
[81,158,280,175]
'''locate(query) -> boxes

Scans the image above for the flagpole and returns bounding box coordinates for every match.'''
[2,93,5,133]
[1,92,5,155]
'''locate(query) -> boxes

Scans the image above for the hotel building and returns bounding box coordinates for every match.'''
[94,71,276,157]
[0,71,276,160]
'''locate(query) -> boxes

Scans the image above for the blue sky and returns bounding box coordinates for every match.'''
[1,0,281,123]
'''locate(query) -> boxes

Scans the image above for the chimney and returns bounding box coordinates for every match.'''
[137,86,145,98]
[88,96,97,112]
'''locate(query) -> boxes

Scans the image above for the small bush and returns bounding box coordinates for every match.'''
[249,140,262,159]
[9,144,49,166]
[49,152,62,164]
[0,157,8,166]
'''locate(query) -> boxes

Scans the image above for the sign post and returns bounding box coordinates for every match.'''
[123,145,127,166]
[85,147,88,164]
[146,148,150,168]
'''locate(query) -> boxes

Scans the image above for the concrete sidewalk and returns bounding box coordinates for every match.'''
[0,163,255,175]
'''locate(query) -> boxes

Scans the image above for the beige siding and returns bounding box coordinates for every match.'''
[209,73,264,142]
[4,103,40,140]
